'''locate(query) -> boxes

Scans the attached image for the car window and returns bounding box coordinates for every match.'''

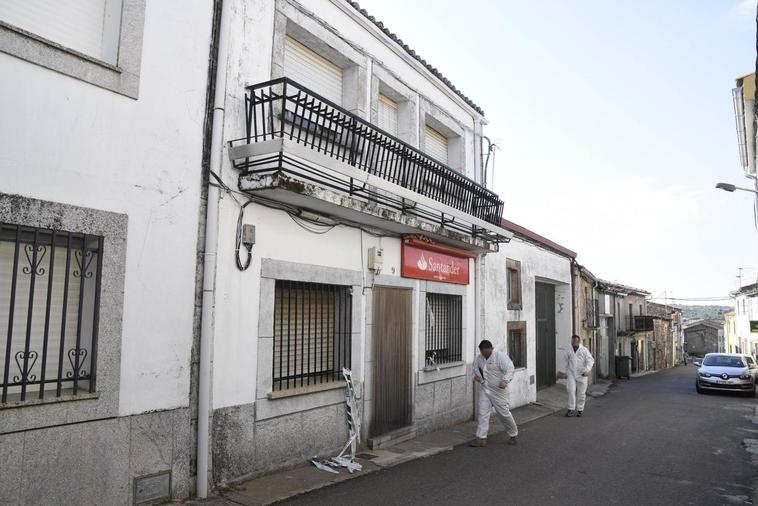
[747,357,756,366]
[703,355,746,367]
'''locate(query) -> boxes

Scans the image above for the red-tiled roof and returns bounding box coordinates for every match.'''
[500,218,577,259]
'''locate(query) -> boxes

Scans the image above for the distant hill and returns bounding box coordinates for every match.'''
[673,305,732,321]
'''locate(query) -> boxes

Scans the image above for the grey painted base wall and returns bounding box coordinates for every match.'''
[211,375,474,486]
[415,374,473,435]
[212,401,348,485]
[0,407,192,505]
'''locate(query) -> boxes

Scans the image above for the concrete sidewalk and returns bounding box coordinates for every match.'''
[187,380,613,506]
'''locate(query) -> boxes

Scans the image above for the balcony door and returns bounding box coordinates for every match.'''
[424,125,448,165]
[284,36,343,105]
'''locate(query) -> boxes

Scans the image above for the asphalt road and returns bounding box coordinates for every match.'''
[284,366,757,506]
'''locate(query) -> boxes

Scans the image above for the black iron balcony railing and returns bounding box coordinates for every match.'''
[228,78,505,230]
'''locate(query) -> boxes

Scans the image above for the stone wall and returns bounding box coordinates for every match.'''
[0,407,192,505]
[414,373,473,435]
[211,401,348,485]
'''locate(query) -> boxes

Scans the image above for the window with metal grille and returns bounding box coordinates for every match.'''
[0,223,103,403]
[425,293,462,366]
[507,321,526,369]
[273,280,352,391]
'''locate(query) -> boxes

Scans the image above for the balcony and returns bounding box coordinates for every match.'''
[227,78,511,250]
[632,316,654,332]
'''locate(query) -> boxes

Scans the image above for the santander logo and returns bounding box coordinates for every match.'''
[402,243,469,285]
[417,253,428,271]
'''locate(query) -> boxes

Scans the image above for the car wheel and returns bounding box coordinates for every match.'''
[696,381,703,394]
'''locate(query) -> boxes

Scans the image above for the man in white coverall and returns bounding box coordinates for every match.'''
[564,334,595,417]
[470,340,518,447]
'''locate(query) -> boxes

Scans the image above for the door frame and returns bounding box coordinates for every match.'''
[369,284,414,438]
[535,282,556,389]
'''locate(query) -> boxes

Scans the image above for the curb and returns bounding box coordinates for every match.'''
[204,382,615,505]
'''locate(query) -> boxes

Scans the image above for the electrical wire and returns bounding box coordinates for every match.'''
[648,296,733,302]
[210,170,393,273]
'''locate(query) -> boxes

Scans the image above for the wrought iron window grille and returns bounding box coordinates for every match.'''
[273,280,352,391]
[0,223,103,403]
[425,293,463,365]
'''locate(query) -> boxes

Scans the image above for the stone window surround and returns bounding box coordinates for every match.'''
[271,5,368,116]
[506,320,527,370]
[0,193,126,434]
[0,0,145,99]
[417,279,468,386]
[370,65,418,146]
[255,259,362,421]
[419,99,466,172]
[506,258,523,311]
[271,1,470,172]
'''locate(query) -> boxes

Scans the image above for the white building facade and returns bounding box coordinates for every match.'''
[204,0,512,488]
[734,284,758,356]
[0,0,213,503]
[482,222,575,407]
[0,0,524,500]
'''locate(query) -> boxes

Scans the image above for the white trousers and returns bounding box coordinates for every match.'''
[567,375,588,411]
[475,386,518,438]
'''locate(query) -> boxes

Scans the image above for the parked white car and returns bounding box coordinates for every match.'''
[694,353,757,396]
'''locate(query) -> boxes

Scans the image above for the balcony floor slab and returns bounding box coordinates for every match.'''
[238,171,498,254]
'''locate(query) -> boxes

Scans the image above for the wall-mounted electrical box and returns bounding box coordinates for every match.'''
[241,224,256,247]
[367,247,384,272]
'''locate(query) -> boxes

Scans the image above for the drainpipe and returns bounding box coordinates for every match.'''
[473,252,483,419]
[197,0,231,498]
[570,259,577,335]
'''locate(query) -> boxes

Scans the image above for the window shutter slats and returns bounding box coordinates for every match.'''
[273,281,351,391]
[0,0,120,63]
[284,36,343,106]
[424,126,449,165]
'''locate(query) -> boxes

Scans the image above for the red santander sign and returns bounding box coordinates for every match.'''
[401,243,470,285]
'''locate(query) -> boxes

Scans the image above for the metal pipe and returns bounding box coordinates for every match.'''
[197,0,231,498]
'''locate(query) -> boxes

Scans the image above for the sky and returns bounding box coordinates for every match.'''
[359,0,758,304]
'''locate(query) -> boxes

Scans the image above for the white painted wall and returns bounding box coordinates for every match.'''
[210,0,487,410]
[483,236,572,408]
[735,293,758,356]
[0,0,212,415]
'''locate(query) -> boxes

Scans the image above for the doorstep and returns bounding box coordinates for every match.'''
[206,384,612,506]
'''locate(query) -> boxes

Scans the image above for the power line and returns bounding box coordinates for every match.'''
[648,296,733,302]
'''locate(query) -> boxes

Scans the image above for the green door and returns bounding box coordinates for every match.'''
[536,283,556,388]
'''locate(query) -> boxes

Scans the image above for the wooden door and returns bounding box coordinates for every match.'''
[536,283,556,388]
[371,286,412,437]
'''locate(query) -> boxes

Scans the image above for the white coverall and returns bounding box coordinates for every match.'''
[473,350,518,439]
[564,344,595,412]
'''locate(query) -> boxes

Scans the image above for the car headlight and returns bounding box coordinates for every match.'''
[699,372,711,378]
[741,373,751,380]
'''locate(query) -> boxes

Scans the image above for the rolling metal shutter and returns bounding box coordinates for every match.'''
[378,95,399,137]
[425,126,449,165]
[0,0,121,63]
[284,36,343,106]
